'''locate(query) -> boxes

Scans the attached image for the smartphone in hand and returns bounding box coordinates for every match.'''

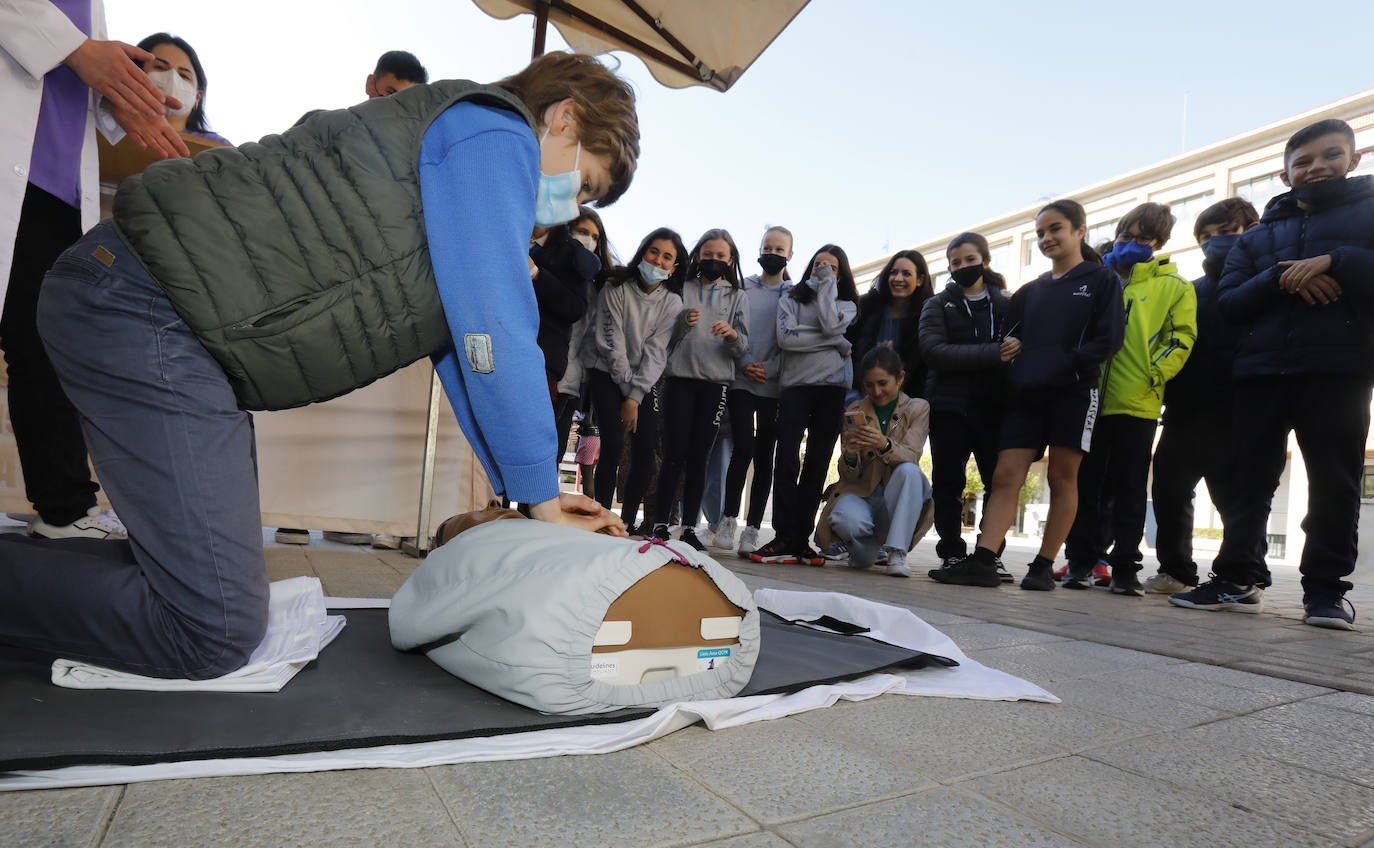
[844,410,867,431]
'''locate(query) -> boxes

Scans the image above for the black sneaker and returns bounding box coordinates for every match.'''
[1109,567,1144,597]
[928,551,1001,588]
[1062,563,1094,590]
[1020,561,1056,591]
[1169,578,1263,613]
[1304,596,1356,630]
[748,541,799,565]
[650,523,671,542]
[795,543,826,566]
[680,528,707,551]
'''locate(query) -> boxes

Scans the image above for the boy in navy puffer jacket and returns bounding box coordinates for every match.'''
[1169,120,1374,629]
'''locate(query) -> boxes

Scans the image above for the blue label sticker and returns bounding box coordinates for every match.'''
[698,648,731,659]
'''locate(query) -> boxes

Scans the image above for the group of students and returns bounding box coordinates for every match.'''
[540,117,1373,632]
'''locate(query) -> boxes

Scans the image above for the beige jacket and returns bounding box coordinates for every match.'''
[815,392,934,551]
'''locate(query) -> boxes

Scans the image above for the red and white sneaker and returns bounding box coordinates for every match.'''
[748,541,799,564]
[796,543,826,566]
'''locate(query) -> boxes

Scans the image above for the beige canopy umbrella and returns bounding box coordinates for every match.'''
[472,0,810,91]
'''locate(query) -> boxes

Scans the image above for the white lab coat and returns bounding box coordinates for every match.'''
[0,0,110,295]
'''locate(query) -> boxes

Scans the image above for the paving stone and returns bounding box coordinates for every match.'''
[649,718,933,824]
[969,756,1321,848]
[968,639,1182,686]
[103,770,459,847]
[907,607,983,626]
[1311,692,1374,716]
[304,550,407,598]
[684,831,795,848]
[0,786,119,848]
[775,786,1083,848]
[796,689,1147,781]
[1043,677,1228,730]
[1249,699,1374,741]
[1199,715,1374,790]
[937,622,1073,652]
[426,747,756,848]
[1085,733,1374,840]
[1160,662,1334,698]
[1089,666,1294,714]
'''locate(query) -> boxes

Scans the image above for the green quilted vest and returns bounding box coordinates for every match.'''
[112,80,535,411]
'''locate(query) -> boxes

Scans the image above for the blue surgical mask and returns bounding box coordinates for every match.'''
[534,126,582,227]
[638,260,671,286]
[1111,240,1154,269]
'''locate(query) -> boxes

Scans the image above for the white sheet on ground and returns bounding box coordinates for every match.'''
[3,588,1055,790]
[50,577,345,693]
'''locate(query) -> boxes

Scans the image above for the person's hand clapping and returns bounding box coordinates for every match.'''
[64,39,167,115]
[1291,273,1342,305]
[530,493,627,536]
[710,320,738,341]
[1278,255,1333,291]
[743,362,767,382]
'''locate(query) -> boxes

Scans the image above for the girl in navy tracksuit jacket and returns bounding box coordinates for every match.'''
[932,199,1124,591]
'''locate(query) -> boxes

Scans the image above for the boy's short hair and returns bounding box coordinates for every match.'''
[1284,118,1356,167]
[1116,202,1177,248]
[497,52,640,207]
[1193,197,1260,243]
[375,50,428,84]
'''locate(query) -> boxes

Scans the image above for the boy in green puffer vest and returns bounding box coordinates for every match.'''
[1063,202,1197,595]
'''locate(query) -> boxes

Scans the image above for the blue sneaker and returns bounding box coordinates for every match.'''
[1304,596,1356,630]
[1169,578,1263,613]
[824,540,850,563]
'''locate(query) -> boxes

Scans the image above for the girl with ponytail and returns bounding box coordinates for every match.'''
[930,199,1123,592]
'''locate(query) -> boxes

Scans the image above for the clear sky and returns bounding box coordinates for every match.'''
[108,0,1372,273]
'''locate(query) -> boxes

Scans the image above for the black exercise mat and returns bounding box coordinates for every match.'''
[0,608,955,771]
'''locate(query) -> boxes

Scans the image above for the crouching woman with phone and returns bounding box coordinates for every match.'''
[815,347,934,577]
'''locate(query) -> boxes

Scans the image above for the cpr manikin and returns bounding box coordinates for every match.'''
[390,507,761,715]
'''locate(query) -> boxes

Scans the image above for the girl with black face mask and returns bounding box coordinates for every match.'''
[715,226,794,555]
[649,229,750,548]
[917,232,1013,573]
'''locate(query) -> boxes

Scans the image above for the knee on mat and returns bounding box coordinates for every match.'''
[175,601,269,681]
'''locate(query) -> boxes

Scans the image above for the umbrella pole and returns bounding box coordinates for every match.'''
[532,2,549,58]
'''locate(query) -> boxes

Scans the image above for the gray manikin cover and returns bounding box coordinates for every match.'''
[389,520,761,715]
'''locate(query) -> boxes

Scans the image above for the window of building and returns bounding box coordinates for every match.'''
[1363,465,1374,499]
[1231,154,1285,212]
[1086,219,1119,252]
[988,240,1013,273]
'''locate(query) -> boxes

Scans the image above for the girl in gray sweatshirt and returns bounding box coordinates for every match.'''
[581,227,688,530]
[652,228,750,548]
[749,244,859,564]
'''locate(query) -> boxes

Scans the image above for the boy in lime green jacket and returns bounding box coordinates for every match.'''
[1063,202,1197,595]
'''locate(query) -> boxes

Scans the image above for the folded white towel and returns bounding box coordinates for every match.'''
[51,577,345,693]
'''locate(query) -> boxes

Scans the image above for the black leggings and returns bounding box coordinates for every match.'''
[772,385,846,547]
[587,369,661,527]
[722,389,780,528]
[655,377,726,529]
[928,409,1001,559]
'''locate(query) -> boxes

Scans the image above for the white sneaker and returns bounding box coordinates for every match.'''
[697,523,717,548]
[884,548,910,578]
[1143,573,1189,594]
[713,516,738,550]
[30,506,127,541]
[737,526,760,555]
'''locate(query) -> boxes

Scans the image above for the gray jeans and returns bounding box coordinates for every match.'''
[829,462,931,569]
[0,220,267,678]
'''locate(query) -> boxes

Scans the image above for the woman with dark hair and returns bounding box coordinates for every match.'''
[135,33,229,145]
[815,346,933,577]
[749,244,859,565]
[847,249,934,399]
[582,227,688,531]
[650,228,749,548]
[919,232,1013,574]
[931,200,1123,591]
[553,207,615,457]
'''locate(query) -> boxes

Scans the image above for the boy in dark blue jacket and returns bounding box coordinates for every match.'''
[1145,198,1261,595]
[1170,120,1373,629]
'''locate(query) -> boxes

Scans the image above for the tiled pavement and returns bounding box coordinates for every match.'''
[4,532,1374,847]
